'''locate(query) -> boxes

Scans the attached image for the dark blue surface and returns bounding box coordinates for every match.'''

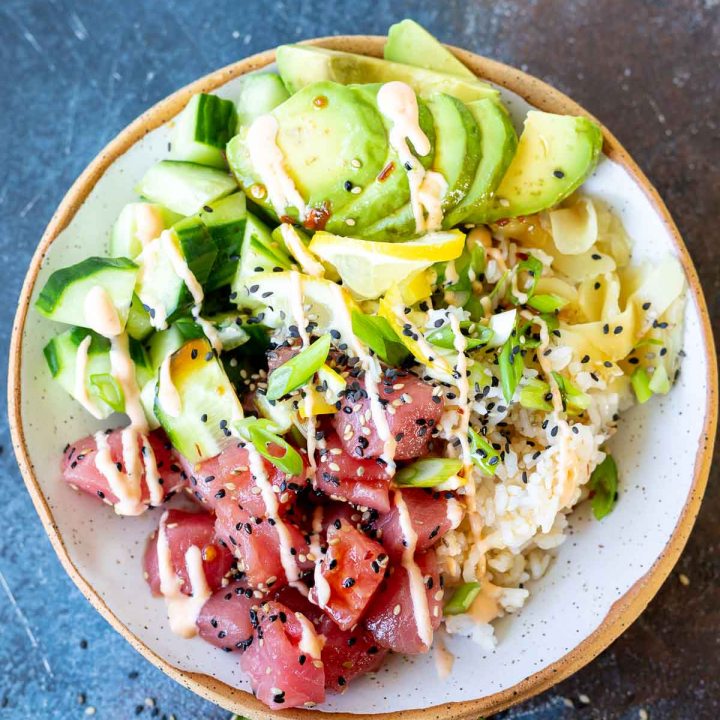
[1,1,718,718]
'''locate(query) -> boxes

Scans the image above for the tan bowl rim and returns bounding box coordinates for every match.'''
[7,35,718,720]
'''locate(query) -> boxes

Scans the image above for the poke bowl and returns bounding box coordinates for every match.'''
[8,21,717,720]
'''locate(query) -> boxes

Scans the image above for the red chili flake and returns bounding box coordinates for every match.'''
[313,95,328,108]
[303,201,331,231]
[279,214,295,224]
[495,218,510,227]
[377,161,395,182]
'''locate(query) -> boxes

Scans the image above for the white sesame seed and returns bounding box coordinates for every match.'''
[578,694,591,705]
[679,573,690,586]
[393,604,401,616]
[345,218,356,226]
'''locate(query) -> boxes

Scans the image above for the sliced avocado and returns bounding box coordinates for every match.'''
[385,19,475,79]
[324,83,436,235]
[276,45,499,104]
[444,99,518,227]
[483,111,603,221]
[227,81,387,225]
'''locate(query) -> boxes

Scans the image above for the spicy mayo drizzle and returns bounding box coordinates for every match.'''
[376,81,447,234]
[74,335,104,419]
[156,510,211,638]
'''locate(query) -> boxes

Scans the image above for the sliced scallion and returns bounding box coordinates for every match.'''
[444,582,482,615]
[511,255,543,304]
[551,371,590,414]
[395,457,464,488]
[630,366,653,404]
[426,322,494,351]
[234,417,304,476]
[266,333,331,400]
[89,373,124,413]
[469,427,501,476]
[519,378,553,411]
[351,310,409,366]
[588,453,618,520]
[648,364,671,394]
[527,293,568,313]
[498,333,524,404]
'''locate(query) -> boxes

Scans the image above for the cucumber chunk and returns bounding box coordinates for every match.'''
[35,257,138,332]
[231,212,293,290]
[148,318,205,370]
[154,337,244,463]
[444,99,518,227]
[125,294,154,340]
[110,202,181,260]
[136,160,237,216]
[197,193,247,291]
[43,327,150,418]
[170,93,237,168]
[236,72,290,127]
[135,217,218,328]
[484,111,603,222]
[276,44,499,103]
[385,19,475,79]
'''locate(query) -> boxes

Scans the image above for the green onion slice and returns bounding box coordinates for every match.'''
[630,366,653,404]
[351,310,409,366]
[648,364,671,394]
[266,333,331,401]
[519,377,553,411]
[469,427,501,476]
[588,453,618,520]
[551,371,591,414]
[395,457,464,488]
[511,255,543,304]
[426,322,494,351]
[444,582,482,615]
[527,293,568,313]
[234,417,304,476]
[498,332,524,403]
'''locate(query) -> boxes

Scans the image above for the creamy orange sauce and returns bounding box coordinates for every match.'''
[83,285,122,337]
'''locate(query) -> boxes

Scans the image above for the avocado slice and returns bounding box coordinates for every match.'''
[443,99,518,227]
[276,44,499,104]
[227,81,388,224]
[384,19,476,79]
[324,84,436,236]
[483,111,603,222]
[353,93,482,240]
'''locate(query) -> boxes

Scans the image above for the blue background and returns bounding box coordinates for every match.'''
[1,1,718,718]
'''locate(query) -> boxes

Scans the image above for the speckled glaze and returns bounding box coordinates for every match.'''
[8,36,717,720]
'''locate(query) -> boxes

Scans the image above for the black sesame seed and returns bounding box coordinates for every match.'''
[553,169,565,178]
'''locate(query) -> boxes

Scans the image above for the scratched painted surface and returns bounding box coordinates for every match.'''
[0,0,718,718]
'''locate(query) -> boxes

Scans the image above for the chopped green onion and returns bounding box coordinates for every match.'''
[630,367,653,404]
[90,373,124,412]
[498,333,524,403]
[540,312,560,332]
[395,457,463,488]
[511,255,543,304]
[444,582,482,615]
[266,333,331,400]
[551,371,590,414]
[519,378,553,411]
[234,417,304,476]
[351,310,409,366]
[517,319,542,349]
[527,293,568,313]
[469,427,501,476]
[633,337,664,349]
[648,364,671,394]
[426,322,494,351]
[588,453,618,520]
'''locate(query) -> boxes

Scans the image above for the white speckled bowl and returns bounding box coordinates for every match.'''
[8,37,717,720]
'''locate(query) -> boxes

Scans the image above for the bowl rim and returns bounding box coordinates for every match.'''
[7,34,718,720]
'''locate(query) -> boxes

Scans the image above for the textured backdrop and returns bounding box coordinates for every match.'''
[1,1,718,718]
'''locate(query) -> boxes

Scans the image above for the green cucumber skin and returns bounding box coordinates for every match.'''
[35,257,137,318]
[148,319,205,370]
[43,327,109,377]
[125,294,154,341]
[198,194,247,291]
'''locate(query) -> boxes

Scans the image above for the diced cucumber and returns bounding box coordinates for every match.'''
[148,318,205,370]
[35,257,138,332]
[197,193,247,291]
[236,72,290,127]
[109,202,182,260]
[125,294,154,340]
[231,212,293,290]
[154,337,244,463]
[43,327,150,419]
[135,217,218,328]
[170,93,237,169]
[136,160,237,216]
[254,392,294,433]
[140,379,161,430]
[202,313,250,351]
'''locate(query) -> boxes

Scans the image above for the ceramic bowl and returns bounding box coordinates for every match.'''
[8,36,717,720]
